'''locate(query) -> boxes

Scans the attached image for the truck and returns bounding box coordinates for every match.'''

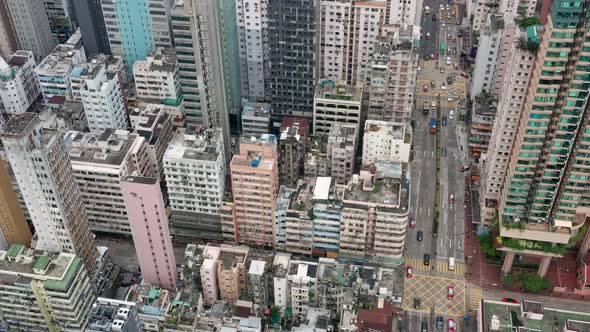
[430,118,437,134]
[423,101,429,114]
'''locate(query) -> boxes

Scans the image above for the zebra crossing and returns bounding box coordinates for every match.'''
[404,257,465,275]
[468,285,484,311]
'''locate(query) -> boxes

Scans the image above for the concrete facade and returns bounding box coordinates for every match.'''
[5,0,57,59]
[0,158,31,250]
[470,14,504,100]
[327,123,357,185]
[313,80,362,135]
[236,0,268,98]
[0,51,40,114]
[133,48,182,106]
[121,176,178,289]
[362,120,411,165]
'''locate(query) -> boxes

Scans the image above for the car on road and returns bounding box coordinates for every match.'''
[453,47,457,54]
[432,14,437,21]
[410,217,416,228]
[448,0,454,4]
[407,266,413,278]
[431,53,436,60]
[460,71,471,78]
[448,94,453,101]
[417,231,424,241]
[441,147,447,157]
[459,165,470,172]
[440,67,445,73]
[442,116,447,126]
[448,319,456,331]
[426,32,431,39]
[421,321,428,332]
[448,286,455,299]
[449,192,456,204]
[446,56,451,65]
[431,80,436,88]
[424,253,430,265]
[414,298,421,309]
[425,54,430,60]
[418,67,422,73]
[436,316,444,330]
[441,82,446,90]
[423,84,429,92]
[502,297,518,303]
[442,22,446,27]
[424,5,430,14]
[447,76,453,84]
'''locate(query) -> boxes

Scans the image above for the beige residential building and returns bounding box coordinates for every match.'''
[230,135,280,247]
[327,123,358,185]
[217,245,249,303]
[0,158,31,250]
[0,245,96,331]
[339,162,410,266]
[313,80,362,135]
[480,26,536,225]
[133,48,182,107]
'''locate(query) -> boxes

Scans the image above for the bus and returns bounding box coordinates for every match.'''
[430,118,437,134]
[440,43,446,55]
[424,6,430,14]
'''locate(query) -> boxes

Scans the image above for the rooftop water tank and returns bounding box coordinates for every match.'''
[251,159,260,167]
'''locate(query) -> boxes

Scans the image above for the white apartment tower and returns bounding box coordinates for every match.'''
[65,129,154,235]
[480,27,536,224]
[133,48,183,106]
[318,0,386,85]
[5,0,57,59]
[1,113,99,271]
[0,51,40,113]
[164,128,226,241]
[362,120,411,165]
[80,61,128,131]
[236,0,268,98]
[387,0,417,26]
[470,14,504,100]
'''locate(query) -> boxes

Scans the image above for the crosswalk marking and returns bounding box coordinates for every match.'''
[405,257,465,274]
[469,286,483,311]
[436,260,464,275]
[405,257,429,271]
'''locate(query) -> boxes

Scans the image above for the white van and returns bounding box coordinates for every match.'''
[449,110,454,120]
[448,257,455,270]
[446,56,451,65]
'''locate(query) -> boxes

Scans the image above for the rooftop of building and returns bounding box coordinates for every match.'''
[272,252,292,278]
[288,260,318,279]
[316,258,355,286]
[280,117,309,137]
[248,260,266,276]
[130,103,171,132]
[134,48,177,73]
[242,105,272,119]
[218,246,249,269]
[288,179,314,212]
[364,120,408,141]
[165,127,223,162]
[64,129,141,166]
[232,134,277,169]
[374,25,415,55]
[163,288,201,327]
[71,54,122,81]
[328,123,357,148]
[315,80,363,102]
[481,300,590,331]
[276,185,295,212]
[126,283,172,317]
[1,112,38,137]
[0,51,32,82]
[292,308,332,332]
[0,244,81,289]
[357,300,402,332]
[7,51,33,67]
[123,176,158,185]
[87,298,138,331]
[37,36,84,74]
[342,162,409,211]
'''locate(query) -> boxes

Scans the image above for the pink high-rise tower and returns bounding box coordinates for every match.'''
[121,176,177,289]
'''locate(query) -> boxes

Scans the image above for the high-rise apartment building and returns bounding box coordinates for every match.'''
[129,104,175,180]
[43,0,76,43]
[481,27,536,224]
[72,0,111,55]
[497,3,590,275]
[268,0,318,119]
[230,135,280,247]
[35,32,87,101]
[236,0,268,98]
[164,128,226,241]
[362,120,411,165]
[470,13,504,100]
[318,0,386,85]
[121,176,178,289]
[79,59,128,131]
[279,117,309,187]
[0,51,40,114]
[387,0,417,25]
[5,0,57,59]
[1,113,98,271]
[133,48,182,106]
[65,129,153,235]
[327,123,357,185]
[169,0,237,161]
[241,105,272,137]
[287,259,318,320]
[170,0,211,128]
[313,80,362,135]
[0,0,17,59]
[367,26,418,124]
[472,0,537,32]
[0,159,31,250]
[216,246,249,303]
[70,54,126,101]
[0,246,96,331]
[100,0,173,71]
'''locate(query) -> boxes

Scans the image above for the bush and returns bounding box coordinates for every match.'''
[479,233,501,257]
[501,273,517,287]
[522,273,552,292]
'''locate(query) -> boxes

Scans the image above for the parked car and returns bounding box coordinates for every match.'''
[448,319,456,331]
[448,286,455,299]
[407,266,413,278]
[441,147,447,157]
[449,192,456,204]
[436,316,444,330]
[417,231,424,241]
[502,298,518,303]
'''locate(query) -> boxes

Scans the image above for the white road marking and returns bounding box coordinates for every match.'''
[428,208,431,216]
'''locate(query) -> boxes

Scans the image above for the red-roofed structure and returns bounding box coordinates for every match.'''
[576,255,590,295]
[357,300,402,332]
[280,117,309,138]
